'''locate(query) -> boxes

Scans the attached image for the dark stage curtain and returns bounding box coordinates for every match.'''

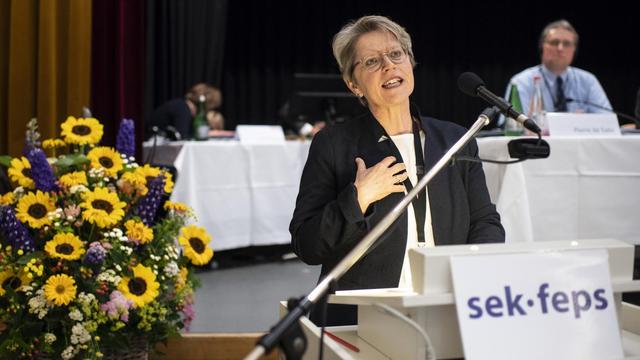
[90,0,146,155]
[220,1,640,130]
[144,0,228,137]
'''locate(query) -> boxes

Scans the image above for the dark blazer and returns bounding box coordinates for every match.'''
[290,108,504,325]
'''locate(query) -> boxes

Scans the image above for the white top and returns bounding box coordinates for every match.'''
[390,132,435,290]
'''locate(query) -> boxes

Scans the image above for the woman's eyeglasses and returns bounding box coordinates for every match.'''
[354,49,406,72]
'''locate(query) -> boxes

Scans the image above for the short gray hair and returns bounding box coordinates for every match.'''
[539,19,579,50]
[332,15,416,86]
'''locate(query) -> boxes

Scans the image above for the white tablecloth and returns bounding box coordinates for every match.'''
[161,135,640,250]
[170,141,311,251]
[479,135,640,245]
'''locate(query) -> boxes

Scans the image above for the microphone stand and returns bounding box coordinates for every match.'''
[244,107,494,360]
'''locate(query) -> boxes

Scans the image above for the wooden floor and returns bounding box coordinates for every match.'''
[151,333,279,360]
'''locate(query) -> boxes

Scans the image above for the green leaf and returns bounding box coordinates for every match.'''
[16,251,45,265]
[55,153,89,170]
[0,155,12,167]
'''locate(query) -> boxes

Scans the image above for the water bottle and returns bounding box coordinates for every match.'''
[530,76,548,135]
[192,94,209,141]
[504,84,524,136]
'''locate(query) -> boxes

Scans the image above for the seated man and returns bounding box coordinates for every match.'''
[500,19,611,127]
[147,83,224,140]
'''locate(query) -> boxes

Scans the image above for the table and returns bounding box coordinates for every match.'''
[159,140,311,251]
[149,135,640,250]
[479,135,640,245]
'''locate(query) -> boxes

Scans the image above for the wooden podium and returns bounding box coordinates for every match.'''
[294,239,640,359]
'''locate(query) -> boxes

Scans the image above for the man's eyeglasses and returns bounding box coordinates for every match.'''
[545,39,575,48]
[354,48,406,72]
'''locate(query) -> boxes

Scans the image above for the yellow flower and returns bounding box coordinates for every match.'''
[120,171,148,194]
[59,171,88,187]
[118,264,160,307]
[163,201,190,213]
[0,268,30,296]
[124,219,153,244]
[0,192,15,206]
[179,225,214,266]
[60,116,103,145]
[42,138,66,149]
[44,274,77,306]
[136,165,174,194]
[87,147,124,177]
[44,233,85,260]
[175,267,189,291]
[7,157,35,189]
[80,187,126,228]
[163,172,174,193]
[16,191,56,228]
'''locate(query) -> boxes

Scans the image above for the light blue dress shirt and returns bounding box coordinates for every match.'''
[498,64,612,126]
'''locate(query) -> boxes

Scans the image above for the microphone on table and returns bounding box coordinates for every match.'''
[566,98,640,128]
[165,125,182,141]
[458,72,541,134]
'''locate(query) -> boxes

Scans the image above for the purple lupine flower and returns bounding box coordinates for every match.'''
[116,119,135,158]
[100,290,134,322]
[84,242,107,266]
[136,175,165,226]
[25,147,58,193]
[0,206,35,252]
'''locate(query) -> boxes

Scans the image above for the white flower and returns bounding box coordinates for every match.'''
[69,184,88,194]
[61,345,77,360]
[164,262,179,277]
[44,333,57,344]
[27,289,50,319]
[78,292,96,305]
[70,323,91,345]
[96,270,122,285]
[69,309,84,321]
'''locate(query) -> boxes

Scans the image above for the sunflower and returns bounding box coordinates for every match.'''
[163,201,190,213]
[43,274,77,306]
[136,165,174,194]
[178,226,214,266]
[0,192,15,206]
[44,233,85,260]
[120,171,147,194]
[0,268,31,296]
[15,191,56,228]
[80,187,126,228]
[42,138,66,149]
[59,171,88,187]
[124,219,153,244]
[87,147,124,177]
[7,157,35,189]
[60,116,103,145]
[118,264,160,307]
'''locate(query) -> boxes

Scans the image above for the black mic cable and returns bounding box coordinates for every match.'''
[565,98,640,128]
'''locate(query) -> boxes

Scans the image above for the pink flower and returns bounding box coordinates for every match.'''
[100,291,134,322]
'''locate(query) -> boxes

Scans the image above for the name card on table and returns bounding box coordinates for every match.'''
[450,249,622,360]
[235,125,286,144]
[547,112,621,136]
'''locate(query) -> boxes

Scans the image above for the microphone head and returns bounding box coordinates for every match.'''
[457,72,485,97]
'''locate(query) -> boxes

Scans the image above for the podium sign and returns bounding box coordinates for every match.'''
[546,112,621,137]
[450,249,622,360]
[235,125,286,144]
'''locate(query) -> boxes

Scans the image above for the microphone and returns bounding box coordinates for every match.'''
[165,125,182,141]
[565,98,640,128]
[458,72,541,134]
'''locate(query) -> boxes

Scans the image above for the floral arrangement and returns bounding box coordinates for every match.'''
[0,117,214,359]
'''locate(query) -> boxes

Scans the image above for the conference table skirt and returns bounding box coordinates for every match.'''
[158,135,640,251]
